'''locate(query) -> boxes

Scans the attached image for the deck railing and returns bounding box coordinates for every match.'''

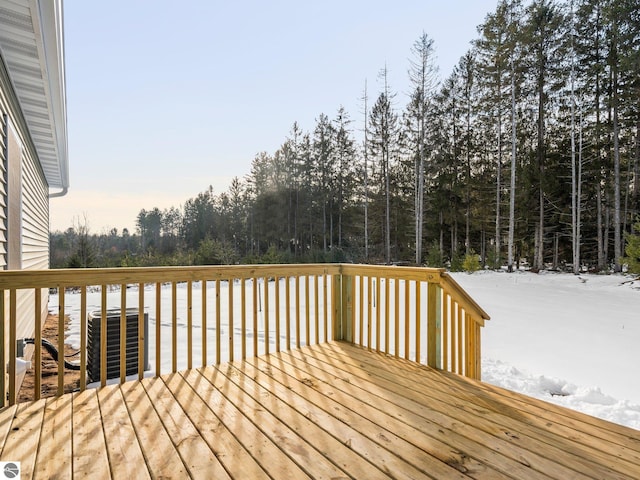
[0,264,489,407]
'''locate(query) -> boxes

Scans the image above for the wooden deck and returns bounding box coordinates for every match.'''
[1,342,639,479]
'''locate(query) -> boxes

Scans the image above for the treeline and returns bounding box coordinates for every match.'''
[52,0,640,271]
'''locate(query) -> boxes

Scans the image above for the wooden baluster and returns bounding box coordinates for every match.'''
[323,274,328,342]
[187,281,193,370]
[264,277,270,355]
[404,279,410,360]
[202,279,207,366]
[384,277,390,353]
[155,282,161,375]
[304,275,311,346]
[415,281,421,363]
[253,278,258,357]
[171,282,177,373]
[241,278,246,359]
[216,278,221,364]
[275,276,280,352]
[394,278,399,358]
[442,290,449,372]
[120,285,127,383]
[285,276,291,351]
[375,276,380,352]
[367,276,372,350]
[101,285,107,387]
[138,283,145,380]
[295,276,301,348]
[34,288,42,399]
[358,275,364,346]
[228,278,234,362]
[314,275,319,345]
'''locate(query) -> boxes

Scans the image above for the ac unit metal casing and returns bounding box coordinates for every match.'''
[87,308,149,383]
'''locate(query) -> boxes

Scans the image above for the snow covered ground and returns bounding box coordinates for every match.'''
[451,270,640,430]
[51,270,640,430]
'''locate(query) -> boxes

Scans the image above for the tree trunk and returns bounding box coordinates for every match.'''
[613,66,622,272]
[507,57,517,273]
[385,148,391,264]
[496,108,502,268]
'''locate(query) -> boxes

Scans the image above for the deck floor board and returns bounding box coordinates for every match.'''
[245,353,491,479]
[281,345,577,480]
[119,380,189,478]
[305,343,636,479]
[1,341,639,480]
[34,395,73,479]
[169,368,276,480]
[318,342,640,476]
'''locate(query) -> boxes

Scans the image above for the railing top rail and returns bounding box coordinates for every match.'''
[0,263,490,325]
[440,272,491,324]
[338,264,489,325]
[339,264,446,281]
[0,264,342,290]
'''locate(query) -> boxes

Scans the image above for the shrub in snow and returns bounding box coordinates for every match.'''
[462,251,480,273]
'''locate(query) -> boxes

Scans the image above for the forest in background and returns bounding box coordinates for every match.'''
[52,0,640,273]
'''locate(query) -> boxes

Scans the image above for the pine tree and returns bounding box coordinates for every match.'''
[475,0,524,269]
[368,67,400,264]
[522,0,566,270]
[333,106,357,249]
[312,113,335,252]
[406,32,439,265]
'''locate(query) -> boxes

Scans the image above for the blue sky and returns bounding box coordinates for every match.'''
[51,0,500,233]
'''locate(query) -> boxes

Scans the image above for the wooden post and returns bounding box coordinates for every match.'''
[465,314,473,378]
[475,321,482,380]
[35,288,42,398]
[9,289,16,404]
[332,272,352,342]
[0,289,5,408]
[331,273,341,340]
[342,274,353,343]
[427,282,441,369]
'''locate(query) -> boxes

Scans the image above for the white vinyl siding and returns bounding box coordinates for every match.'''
[0,111,6,269]
[0,87,50,355]
[21,149,49,270]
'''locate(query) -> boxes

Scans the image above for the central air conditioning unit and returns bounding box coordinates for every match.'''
[87,308,149,384]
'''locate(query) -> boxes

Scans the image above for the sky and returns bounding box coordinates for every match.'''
[51,0,501,234]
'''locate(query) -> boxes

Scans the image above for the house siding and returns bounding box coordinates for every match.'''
[1,53,50,365]
[21,147,49,270]
[0,111,6,269]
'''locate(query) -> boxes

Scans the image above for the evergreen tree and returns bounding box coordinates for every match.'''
[406,32,439,264]
[368,67,400,264]
[333,106,357,250]
[312,113,335,252]
[522,0,566,269]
